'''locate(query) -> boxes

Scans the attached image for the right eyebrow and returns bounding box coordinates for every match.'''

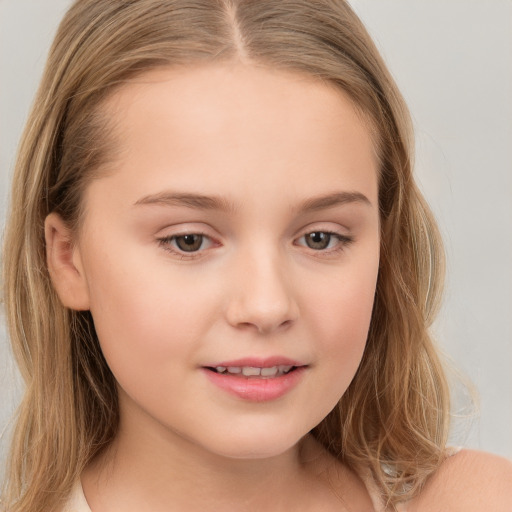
[133,192,238,214]
[295,191,372,213]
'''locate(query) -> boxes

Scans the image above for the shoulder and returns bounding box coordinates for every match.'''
[409,449,512,512]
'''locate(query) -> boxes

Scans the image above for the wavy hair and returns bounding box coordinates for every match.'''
[2,1,449,510]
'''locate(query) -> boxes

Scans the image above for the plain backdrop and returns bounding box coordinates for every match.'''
[1,0,511,474]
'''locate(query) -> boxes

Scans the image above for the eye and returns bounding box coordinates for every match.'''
[296,231,353,251]
[158,233,214,254]
[303,232,334,250]
[173,234,205,252]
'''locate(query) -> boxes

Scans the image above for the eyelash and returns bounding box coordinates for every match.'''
[157,231,214,260]
[157,230,354,259]
[295,231,354,254]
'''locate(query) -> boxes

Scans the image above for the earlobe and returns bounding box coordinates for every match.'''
[45,212,90,310]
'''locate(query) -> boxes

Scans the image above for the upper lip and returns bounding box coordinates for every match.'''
[203,356,306,368]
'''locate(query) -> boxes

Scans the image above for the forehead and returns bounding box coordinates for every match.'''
[90,63,378,211]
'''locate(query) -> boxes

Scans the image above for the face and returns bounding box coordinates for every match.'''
[64,63,380,459]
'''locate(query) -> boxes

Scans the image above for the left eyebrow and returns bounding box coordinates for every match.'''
[133,192,237,214]
[295,191,372,213]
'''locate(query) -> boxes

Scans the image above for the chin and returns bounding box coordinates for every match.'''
[195,422,310,461]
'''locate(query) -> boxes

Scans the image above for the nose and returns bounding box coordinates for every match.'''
[225,248,299,335]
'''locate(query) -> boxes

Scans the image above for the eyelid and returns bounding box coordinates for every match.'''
[156,227,220,259]
[295,231,353,249]
[293,223,355,255]
[155,223,354,259]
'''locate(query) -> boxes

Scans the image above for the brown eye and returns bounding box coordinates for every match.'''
[174,234,204,252]
[303,232,333,250]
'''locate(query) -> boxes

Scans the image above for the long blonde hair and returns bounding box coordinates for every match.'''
[2,1,449,510]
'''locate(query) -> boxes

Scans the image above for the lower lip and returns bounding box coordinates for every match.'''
[202,367,307,402]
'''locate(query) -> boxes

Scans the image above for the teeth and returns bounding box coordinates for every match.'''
[213,365,296,377]
[260,366,278,377]
[242,367,261,376]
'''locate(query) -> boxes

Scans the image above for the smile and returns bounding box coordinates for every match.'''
[208,365,295,377]
[202,358,307,402]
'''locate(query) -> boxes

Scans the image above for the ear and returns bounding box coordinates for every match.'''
[45,212,90,310]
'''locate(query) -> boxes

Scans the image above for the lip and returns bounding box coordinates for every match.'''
[204,356,304,368]
[201,356,308,402]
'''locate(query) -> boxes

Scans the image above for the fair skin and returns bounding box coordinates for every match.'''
[46,64,512,511]
[48,63,379,511]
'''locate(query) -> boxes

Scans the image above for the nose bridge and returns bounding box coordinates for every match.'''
[226,239,298,334]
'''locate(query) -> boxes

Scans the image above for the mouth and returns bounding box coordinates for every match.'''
[201,358,308,401]
[205,364,300,378]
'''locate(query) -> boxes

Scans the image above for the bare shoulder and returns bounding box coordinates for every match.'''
[409,449,512,512]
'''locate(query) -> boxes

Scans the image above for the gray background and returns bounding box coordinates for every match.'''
[1,0,511,473]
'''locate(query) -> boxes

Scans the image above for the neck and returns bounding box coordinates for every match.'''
[82,407,337,511]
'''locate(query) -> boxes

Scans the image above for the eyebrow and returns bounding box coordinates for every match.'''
[295,191,372,212]
[134,192,237,213]
[133,190,372,213]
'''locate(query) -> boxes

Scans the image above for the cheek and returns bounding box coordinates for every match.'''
[83,248,224,385]
[312,252,378,334]
[304,254,379,386]
[85,240,198,328]
[316,286,374,365]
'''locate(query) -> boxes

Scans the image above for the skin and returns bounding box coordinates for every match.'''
[45,63,512,511]
[47,63,379,510]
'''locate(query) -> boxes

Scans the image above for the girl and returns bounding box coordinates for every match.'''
[1,1,511,511]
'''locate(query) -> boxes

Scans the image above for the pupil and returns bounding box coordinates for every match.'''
[306,232,330,250]
[176,234,203,252]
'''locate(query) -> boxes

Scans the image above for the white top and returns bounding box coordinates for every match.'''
[63,480,92,512]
